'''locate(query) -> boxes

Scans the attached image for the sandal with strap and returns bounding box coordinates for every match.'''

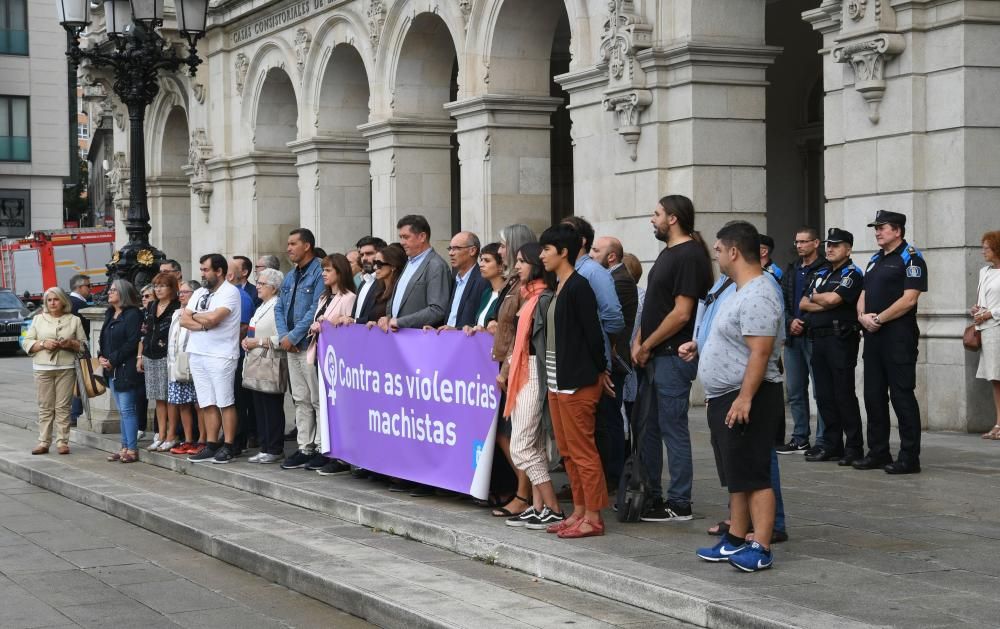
[491,495,529,517]
[107,449,125,462]
[119,450,139,464]
[982,425,1000,440]
[558,517,605,539]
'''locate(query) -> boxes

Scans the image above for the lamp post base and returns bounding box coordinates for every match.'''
[107,241,166,289]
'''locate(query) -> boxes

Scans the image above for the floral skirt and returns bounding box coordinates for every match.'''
[167,380,197,405]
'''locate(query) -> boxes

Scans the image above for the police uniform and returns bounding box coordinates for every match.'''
[760,234,784,282]
[802,228,865,464]
[857,210,928,473]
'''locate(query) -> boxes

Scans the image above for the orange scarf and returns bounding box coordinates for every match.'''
[503,279,547,417]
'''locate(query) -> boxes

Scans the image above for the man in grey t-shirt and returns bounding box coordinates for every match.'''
[680,221,784,573]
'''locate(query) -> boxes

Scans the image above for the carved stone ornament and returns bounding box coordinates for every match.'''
[107,151,130,218]
[599,0,653,160]
[186,128,214,221]
[294,28,312,75]
[367,0,386,49]
[832,33,905,124]
[113,108,126,131]
[847,0,867,21]
[234,53,249,97]
[192,83,206,104]
[459,0,472,26]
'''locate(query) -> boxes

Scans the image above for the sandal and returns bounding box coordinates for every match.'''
[982,425,1000,440]
[558,517,605,539]
[707,520,731,536]
[119,450,139,464]
[492,495,529,517]
[107,449,125,462]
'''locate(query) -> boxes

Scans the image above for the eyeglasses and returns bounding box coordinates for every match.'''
[107,287,119,293]
[447,245,475,252]
[373,260,393,269]
[178,290,193,296]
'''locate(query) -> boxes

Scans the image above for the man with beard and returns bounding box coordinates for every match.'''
[632,195,714,522]
[351,236,386,324]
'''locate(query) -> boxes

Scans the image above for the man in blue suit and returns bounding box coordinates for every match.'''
[442,231,488,330]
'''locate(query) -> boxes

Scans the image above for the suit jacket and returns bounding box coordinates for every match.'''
[70,294,90,336]
[353,278,383,325]
[391,249,452,329]
[449,265,490,329]
[241,282,261,308]
[610,264,639,371]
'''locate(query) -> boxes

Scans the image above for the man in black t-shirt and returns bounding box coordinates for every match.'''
[632,195,714,522]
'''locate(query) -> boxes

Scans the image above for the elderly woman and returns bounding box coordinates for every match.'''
[167,280,204,455]
[243,268,287,464]
[100,279,144,463]
[974,231,1000,439]
[140,273,180,452]
[22,287,87,455]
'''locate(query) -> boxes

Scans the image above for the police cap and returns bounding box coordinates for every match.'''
[822,227,854,246]
[866,209,907,228]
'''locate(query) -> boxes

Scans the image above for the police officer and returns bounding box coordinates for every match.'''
[760,235,784,282]
[799,228,865,465]
[854,210,928,474]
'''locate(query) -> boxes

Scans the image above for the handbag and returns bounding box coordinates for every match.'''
[965,274,986,352]
[242,346,288,394]
[75,344,107,398]
[171,322,192,382]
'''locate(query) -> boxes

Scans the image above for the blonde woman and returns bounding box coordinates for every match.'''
[22,287,87,455]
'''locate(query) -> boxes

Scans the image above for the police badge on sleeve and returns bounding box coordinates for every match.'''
[906,266,922,278]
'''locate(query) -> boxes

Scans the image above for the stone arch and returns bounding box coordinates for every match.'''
[301,12,374,129]
[253,66,299,150]
[317,44,371,133]
[240,41,301,151]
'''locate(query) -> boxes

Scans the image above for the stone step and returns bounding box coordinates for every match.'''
[16,420,882,629]
[0,422,696,629]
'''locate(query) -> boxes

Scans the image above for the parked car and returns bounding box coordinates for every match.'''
[0,289,32,354]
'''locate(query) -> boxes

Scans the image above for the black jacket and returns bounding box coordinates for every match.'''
[550,272,608,390]
[450,265,490,329]
[610,264,639,371]
[99,306,142,391]
[781,256,830,333]
[353,278,383,325]
[70,295,90,336]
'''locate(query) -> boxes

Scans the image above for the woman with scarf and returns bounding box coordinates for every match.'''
[502,243,565,530]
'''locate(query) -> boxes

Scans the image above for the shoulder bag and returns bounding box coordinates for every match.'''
[964,273,986,352]
[74,343,107,398]
[171,322,193,382]
[242,346,288,394]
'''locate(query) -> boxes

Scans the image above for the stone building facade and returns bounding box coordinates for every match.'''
[80,0,1000,432]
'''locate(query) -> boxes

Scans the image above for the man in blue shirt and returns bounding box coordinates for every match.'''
[228,257,257,455]
[442,231,488,329]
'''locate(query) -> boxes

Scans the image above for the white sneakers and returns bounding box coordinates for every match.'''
[146,437,162,452]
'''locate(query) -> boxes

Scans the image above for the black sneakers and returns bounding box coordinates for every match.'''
[304,453,330,471]
[505,506,538,527]
[640,497,693,522]
[317,460,351,476]
[280,450,313,469]
[776,440,810,455]
[527,507,565,530]
[188,444,218,463]
[212,445,235,464]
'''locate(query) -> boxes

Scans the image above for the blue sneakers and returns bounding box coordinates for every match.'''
[696,537,747,562]
[727,541,773,572]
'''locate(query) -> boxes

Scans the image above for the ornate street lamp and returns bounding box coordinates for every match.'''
[56,0,209,288]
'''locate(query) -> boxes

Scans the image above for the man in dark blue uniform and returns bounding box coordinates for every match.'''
[854,211,928,474]
[799,228,865,465]
[760,235,783,283]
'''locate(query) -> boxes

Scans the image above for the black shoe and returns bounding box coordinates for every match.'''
[317,460,350,476]
[852,455,892,470]
[837,450,863,466]
[212,445,235,464]
[351,467,371,479]
[805,447,844,462]
[304,453,330,471]
[388,480,414,493]
[188,445,218,463]
[284,428,297,441]
[408,483,435,497]
[885,460,921,475]
[640,497,693,522]
[776,440,810,455]
[280,450,312,469]
[803,445,823,457]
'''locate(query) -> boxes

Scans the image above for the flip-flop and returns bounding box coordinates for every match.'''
[491,495,528,517]
[707,520,730,536]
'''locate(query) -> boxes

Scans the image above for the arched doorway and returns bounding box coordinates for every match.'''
[149,105,192,275]
[252,66,301,263]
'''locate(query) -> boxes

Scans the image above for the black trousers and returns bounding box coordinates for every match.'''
[862,325,921,463]
[252,390,285,455]
[595,370,627,486]
[233,355,256,448]
[810,333,864,454]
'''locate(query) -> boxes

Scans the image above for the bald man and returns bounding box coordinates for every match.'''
[445,231,489,329]
[591,236,639,373]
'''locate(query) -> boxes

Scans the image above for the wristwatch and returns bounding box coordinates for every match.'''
[872,314,881,324]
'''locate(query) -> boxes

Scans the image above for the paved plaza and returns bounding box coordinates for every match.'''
[2,353,1000,628]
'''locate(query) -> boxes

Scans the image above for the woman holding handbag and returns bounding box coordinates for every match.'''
[139,273,180,452]
[99,280,144,463]
[242,268,287,464]
[22,287,87,455]
[167,280,203,455]
[973,231,1000,439]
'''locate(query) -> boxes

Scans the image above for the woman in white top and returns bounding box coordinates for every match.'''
[242,268,286,463]
[973,231,1000,439]
[166,280,204,455]
[471,243,507,329]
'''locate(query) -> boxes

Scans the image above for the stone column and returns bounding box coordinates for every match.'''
[805,0,1000,432]
[290,136,372,254]
[146,175,192,268]
[359,118,456,250]
[79,307,119,434]
[445,96,563,240]
[226,152,301,263]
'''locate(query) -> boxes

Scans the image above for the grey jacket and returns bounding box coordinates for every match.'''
[392,248,452,329]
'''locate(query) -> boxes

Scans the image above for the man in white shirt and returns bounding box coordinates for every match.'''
[180,254,243,464]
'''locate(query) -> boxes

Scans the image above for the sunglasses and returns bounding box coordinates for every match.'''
[373,260,394,269]
[197,292,212,310]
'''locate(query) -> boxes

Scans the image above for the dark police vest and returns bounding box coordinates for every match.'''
[803,260,864,331]
[863,241,928,329]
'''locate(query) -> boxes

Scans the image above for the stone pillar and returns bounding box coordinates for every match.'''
[359,118,456,250]
[227,152,301,263]
[146,175,192,269]
[805,0,1000,432]
[290,136,372,255]
[79,306,119,434]
[445,96,563,240]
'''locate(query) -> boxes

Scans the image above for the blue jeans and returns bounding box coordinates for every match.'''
[784,336,824,444]
[640,355,697,506]
[771,449,786,533]
[110,378,139,451]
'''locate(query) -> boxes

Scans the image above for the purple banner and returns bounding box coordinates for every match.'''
[317,324,498,498]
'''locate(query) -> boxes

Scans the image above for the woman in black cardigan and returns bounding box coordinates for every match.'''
[99,279,144,463]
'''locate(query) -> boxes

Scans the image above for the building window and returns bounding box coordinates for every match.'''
[0,95,29,161]
[0,189,29,238]
[78,123,89,139]
[0,0,28,56]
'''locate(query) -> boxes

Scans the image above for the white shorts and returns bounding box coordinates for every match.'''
[189,354,237,409]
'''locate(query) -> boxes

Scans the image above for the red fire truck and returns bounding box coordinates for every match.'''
[0,228,115,304]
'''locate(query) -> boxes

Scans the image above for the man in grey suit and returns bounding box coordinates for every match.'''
[378,214,451,332]
[377,214,451,497]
